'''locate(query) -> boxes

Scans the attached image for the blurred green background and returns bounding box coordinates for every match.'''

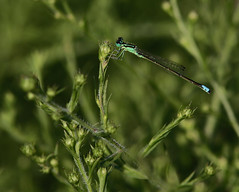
[0,0,239,191]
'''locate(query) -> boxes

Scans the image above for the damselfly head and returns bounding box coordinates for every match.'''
[116,37,124,47]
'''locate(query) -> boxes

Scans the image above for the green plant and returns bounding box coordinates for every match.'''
[1,0,239,191]
[20,40,216,191]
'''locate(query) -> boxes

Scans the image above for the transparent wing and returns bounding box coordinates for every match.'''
[136,47,186,72]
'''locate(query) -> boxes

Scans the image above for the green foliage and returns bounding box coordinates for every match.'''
[142,106,195,157]
[0,0,239,191]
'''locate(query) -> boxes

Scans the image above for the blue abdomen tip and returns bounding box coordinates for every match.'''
[201,85,211,94]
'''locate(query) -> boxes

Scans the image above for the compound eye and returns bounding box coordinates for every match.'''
[116,37,123,44]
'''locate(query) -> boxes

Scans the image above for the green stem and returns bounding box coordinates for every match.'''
[142,106,194,157]
[72,152,92,192]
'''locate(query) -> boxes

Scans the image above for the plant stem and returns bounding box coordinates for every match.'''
[72,151,92,192]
